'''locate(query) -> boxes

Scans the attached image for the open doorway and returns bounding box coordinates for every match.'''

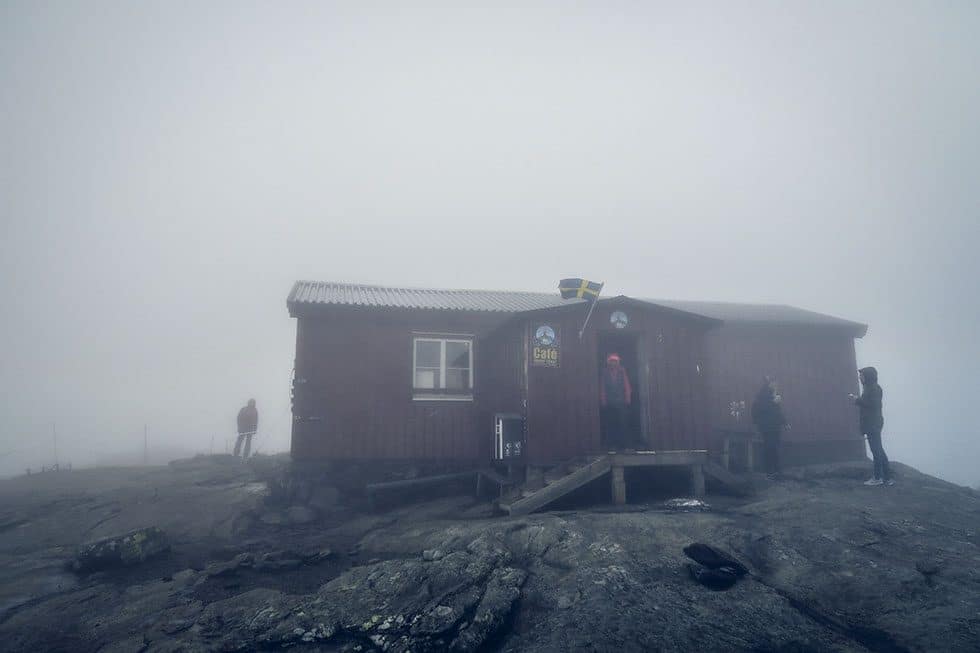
[597,331,644,451]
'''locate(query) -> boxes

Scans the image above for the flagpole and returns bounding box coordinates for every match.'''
[578,283,604,340]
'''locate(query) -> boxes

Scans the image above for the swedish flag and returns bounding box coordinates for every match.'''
[559,278,603,303]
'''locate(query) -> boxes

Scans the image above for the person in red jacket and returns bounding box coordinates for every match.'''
[600,353,633,451]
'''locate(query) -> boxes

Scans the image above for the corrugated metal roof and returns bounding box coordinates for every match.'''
[649,299,867,332]
[288,281,571,313]
[288,281,867,334]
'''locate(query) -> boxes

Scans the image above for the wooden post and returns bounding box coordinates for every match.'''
[722,435,731,471]
[611,465,626,505]
[691,464,705,498]
[746,438,755,472]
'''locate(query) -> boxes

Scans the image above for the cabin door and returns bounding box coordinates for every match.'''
[597,331,646,450]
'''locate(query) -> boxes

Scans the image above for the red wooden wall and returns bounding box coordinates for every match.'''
[524,302,715,463]
[701,325,864,461]
[290,304,864,466]
[291,307,509,462]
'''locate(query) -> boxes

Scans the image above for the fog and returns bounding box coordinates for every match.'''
[1,2,977,485]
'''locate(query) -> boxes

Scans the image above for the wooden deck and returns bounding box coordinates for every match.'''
[500,450,710,516]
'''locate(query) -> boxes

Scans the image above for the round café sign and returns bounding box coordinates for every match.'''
[534,325,556,346]
[532,324,560,367]
[610,311,629,329]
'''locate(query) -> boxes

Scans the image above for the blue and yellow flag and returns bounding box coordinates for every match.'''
[559,278,603,303]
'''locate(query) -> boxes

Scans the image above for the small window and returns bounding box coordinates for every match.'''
[413,337,473,400]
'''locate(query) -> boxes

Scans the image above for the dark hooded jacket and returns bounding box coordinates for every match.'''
[855,367,884,433]
[751,383,786,433]
[237,403,258,435]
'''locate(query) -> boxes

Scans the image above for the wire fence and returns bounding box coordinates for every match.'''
[2,371,299,479]
[0,421,290,479]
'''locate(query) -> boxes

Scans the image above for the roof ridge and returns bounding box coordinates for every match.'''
[649,297,791,308]
[287,281,866,336]
[293,280,559,296]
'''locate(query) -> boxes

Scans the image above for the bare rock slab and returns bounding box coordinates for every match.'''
[72,527,169,573]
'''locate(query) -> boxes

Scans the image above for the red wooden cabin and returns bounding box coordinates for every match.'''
[287,281,867,468]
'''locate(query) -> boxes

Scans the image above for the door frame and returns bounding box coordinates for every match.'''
[596,329,649,447]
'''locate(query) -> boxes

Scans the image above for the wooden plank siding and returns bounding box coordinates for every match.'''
[523,303,715,463]
[700,325,864,462]
[525,310,601,463]
[474,320,527,461]
[289,299,864,467]
[291,307,513,462]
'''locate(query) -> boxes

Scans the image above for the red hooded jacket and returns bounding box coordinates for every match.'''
[600,365,632,407]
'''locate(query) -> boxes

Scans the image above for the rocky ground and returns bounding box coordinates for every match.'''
[0,456,978,652]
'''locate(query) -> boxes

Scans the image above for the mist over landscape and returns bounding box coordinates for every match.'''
[2,2,978,485]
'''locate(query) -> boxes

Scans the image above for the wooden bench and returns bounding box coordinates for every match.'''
[717,428,762,472]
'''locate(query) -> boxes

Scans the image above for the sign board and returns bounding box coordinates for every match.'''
[531,324,560,367]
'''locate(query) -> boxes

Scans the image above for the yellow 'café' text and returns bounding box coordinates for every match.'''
[533,347,558,362]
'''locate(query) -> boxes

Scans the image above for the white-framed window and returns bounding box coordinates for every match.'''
[413,336,473,400]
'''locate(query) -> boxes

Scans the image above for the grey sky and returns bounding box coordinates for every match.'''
[1,2,977,483]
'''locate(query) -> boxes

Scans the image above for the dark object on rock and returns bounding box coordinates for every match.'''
[72,527,169,573]
[683,543,749,576]
[687,563,740,590]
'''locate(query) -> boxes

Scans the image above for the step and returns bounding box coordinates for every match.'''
[703,461,753,497]
[504,456,613,516]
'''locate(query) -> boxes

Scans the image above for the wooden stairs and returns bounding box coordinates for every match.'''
[499,456,612,516]
[702,461,754,497]
[496,449,753,516]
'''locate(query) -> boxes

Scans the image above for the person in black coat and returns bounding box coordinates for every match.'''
[751,378,787,478]
[850,367,891,486]
[235,399,258,459]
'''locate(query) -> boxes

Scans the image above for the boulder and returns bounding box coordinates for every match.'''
[423,548,445,561]
[72,527,170,573]
[180,536,526,651]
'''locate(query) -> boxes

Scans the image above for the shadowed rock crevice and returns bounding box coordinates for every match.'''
[763,581,914,653]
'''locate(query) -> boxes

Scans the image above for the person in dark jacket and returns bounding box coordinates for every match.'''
[751,378,787,478]
[234,399,258,459]
[850,367,891,486]
[600,353,633,451]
